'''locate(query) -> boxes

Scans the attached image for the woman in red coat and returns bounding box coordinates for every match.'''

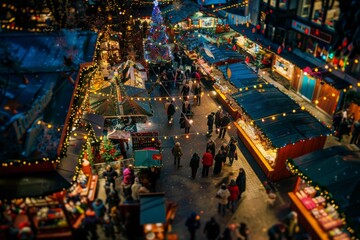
[227,179,240,213]
[201,149,213,177]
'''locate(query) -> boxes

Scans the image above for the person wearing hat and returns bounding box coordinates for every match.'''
[207,112,215,137]
[227,179,240,213]
[283,211,299,240]
[172,142,183,168]
[216,183,231,217]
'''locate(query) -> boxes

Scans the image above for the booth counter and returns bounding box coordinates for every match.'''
[231,83,331,181]
[286,145,360,239]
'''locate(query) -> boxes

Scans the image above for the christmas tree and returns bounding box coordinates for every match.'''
[144,0,173,65]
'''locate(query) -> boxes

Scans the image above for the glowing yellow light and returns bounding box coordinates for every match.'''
[271,116,275,120]
[151,138,155,141]
[47,124,52,128]
[314,68,318,72]
[262,119,264,122]
[315,100,319,104]
[292,109,296,113]
[324,65,328,69]
[283,113,286,116]
[84,135,88,140]
[186,135,189,138]
[301,106,305,110]
[355,59,359,64]
[37,120,42,125]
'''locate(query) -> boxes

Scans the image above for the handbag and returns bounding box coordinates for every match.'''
[234,152,238,160]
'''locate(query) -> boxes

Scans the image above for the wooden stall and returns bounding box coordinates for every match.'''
[231,83,331,181]
[286,145,360,239]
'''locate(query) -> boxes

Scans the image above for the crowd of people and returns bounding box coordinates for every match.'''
[332,108,360,144]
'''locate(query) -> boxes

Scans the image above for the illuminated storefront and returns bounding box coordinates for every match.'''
[273,56,294,80]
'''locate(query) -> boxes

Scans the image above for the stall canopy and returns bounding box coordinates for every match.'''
[232,84,331,148]
[217,62,259,88]
[199,37,244,65]
[140,193,166,225]
[134,148,162,168]
[288,145,360,237]
[162,0,200,25]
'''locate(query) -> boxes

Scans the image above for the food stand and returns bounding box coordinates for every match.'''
[286,145,360,239]
[231,83,331,181]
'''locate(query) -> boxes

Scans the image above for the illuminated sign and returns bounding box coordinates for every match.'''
[291,20,310,35]
[310,28,332,43]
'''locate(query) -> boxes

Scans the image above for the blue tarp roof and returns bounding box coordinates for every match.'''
[162,0,200,25]
[199,38,244,64]
[218,62,260,88]
[140,193,166,224]
[232,85,331,148]
[289,145,360,237]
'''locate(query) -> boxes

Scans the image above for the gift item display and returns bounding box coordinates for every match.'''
[286,145,360,239]
[289,178,350,240]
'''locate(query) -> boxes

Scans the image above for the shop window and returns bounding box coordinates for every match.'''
[297,0,311,18]
[279,0,288,9]
[306,37,315,55]
[311,0,324,25]
[325,0,340,30]
[270,0,276,7]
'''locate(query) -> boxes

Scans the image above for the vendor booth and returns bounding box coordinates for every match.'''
[213,62,260,119]
[286,145,360,239]
[231,83,331,181]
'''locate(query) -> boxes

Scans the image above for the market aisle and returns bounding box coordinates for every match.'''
[148,76,291,239]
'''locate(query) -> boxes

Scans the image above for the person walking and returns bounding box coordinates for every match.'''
[350,119,360,144]
[337,118,348,142]
[213,150,226,175]
[236,222,250,240]
[189,152,200,179]
[201,149,213,177]
[193,81,202,106]
[103,165,118,196]
[181,81,190,101]
[167,100,176,124]
[207,112,215,137]
[185,211,201,240]
[227,137,237,166]
[206,139,216,157]
[227,180,240,213]
[268,223,286,240]
[105,190,120,213]
[203,217,221,240]
[218,113,231,139]
[172,142,183,168]
[131,177,150,201]
[283,211,299,240]
[216,183,230,217]
[215,109,223,134]
[184,114,191,134]
[236,168,246,200]
[92,198,107,221]
[182,100,192,116]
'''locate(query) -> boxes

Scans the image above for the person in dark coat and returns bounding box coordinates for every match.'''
[167,100,176,123]
[84,207,98,240]
[227,137,237,166]
[203,217,220,240]
[236,168,246,199]
[215,109,223,134]
[181,82,190,101]
[206,139,216,157]
[237,222,250,240]
[350,119,360,144]
[337,118,348,142]
[172,142,183,168]
[213,150,226,175]
[207,112,215,137]
[332,111,342,132]
[218,113,231,139]
[103,165,118,195]
[105,191,120,213]
[267,223,286,240]
[189,153,200,179]
[185,211,201,240]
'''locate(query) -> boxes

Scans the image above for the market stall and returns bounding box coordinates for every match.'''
[286,145,360,239]
[212,62,260,119]
[231,83,331,181]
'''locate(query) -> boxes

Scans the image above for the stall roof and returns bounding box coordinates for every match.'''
[229,24,317,69]
[289,145,360,236]
[232,85,331,148]
[162,0,200,25]
[140,193,166,225]
[199,38,244,64]
[0,31,97,163]
[217,62,259,88]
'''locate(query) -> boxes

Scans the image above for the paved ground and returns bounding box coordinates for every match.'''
[95,63,353,239]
